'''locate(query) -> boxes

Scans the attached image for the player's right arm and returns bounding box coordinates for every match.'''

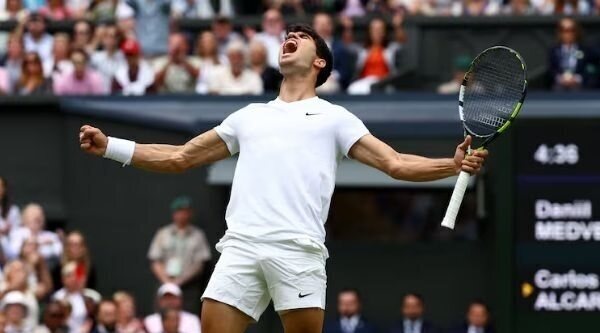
[79,125,230,173]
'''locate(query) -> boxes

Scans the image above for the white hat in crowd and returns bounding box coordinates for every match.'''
[157,283,182,297]
[0,291,28,312]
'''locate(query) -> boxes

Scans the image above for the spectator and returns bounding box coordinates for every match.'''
[389,293,436,333]
[23,13,53,64]
[91,24,124,92]
[38,0,71,20]
[160,308,180,333]
[153,33,200,93]
[0,261,40,330]
[248,40,281,93]
[313,12,354,90]
[87,0,121,21]
[33,300,69,333]
[341,0,366,16]
[0,0,28,21]
[207,40,263,95]
[459,0,500,15]
[22,0,43,12]
[54,231,97,289]
[148,196,211,311]
[45,33,73,78]
[72,20,97,55]
[437,55,470,94]
[211,16,243,58]
[91,300,118,333]
[0,34,24,93]
[348,17,401,94]
[253,9,285,68]
[548,18,596,91]
[52,261,101,333]
[0,177,20,261]
[113,291,144,333]
[15,51,53,95]
[502,0,534,14]
[53,48,106,95]
[128,0,169,57]
[1,291,29,333]
[449,301,494,333]
[555,0,590,14]
[12,203,62,269]
[143,283,200,333]
[171,0,219,19]
[194,31,226,94]
[112,38,155,95]
[19,238,54,299]
[324,288,377,333]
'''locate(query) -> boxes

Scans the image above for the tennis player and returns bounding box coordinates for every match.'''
[79,24,487,333]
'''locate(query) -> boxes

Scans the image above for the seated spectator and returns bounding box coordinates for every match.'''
[312,12,354,90]
[23,13,53,64]
[324,288,377,333]
[66,0,89,18]
[12,203,62,269]
[554,0,590,14]
[449,300,494,333]
[86,0,121,21]
[91,24,124,92]
[45,33,73,78]
[148,196,211,312]
[549,18,596,91]
[1,291,30,333]
[0,0,28,21]
[128,0,169,56]
[153,33,200,93]
[33,300,69,333]
[389,293,436,333]
[53,231,97,290]
[52,262,101,333]
[253,9,286,68]
[113,291,144,333]
[348,17,401,94]
[112,39,155,95]
[207,40,263,95]
[437,55,470,94]
[72,20,97,55]
[171,0,216,19]
[0,34,24,93]
[211,16,243,58]
[144,283,200,333]
[194,31,226,94]
[502,0,534,14]
[38,0,71,20]
[20,238,54,297]
[341,0,366,17]
[248,40,281,93]
[91,300,118,333]
[160,308,180,333]
[0,261,40,330]
[15,51,53,95]
[0,177,21,262]
[53,48,106,95]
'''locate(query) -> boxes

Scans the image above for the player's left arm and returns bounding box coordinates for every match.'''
[349,134,488,182]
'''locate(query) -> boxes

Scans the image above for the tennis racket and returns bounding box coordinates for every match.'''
[441,46,527,230]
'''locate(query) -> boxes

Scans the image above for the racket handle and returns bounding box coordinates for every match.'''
[441,171,471,229]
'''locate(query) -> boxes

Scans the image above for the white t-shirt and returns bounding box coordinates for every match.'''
[214,97,369,250]
[144,311,200,333]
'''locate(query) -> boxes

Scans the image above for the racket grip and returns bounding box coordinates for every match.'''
[441,171,471,229]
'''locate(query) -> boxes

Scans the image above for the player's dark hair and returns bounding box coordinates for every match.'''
[0,177,10,219]
[339,288,362,301]
[403,292,425,305]
[286,23,333,88]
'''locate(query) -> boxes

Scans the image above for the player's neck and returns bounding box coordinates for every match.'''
[278,76,316,103]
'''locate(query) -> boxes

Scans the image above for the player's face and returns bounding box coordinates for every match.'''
[279,31,323,76]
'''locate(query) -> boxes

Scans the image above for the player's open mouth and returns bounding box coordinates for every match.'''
[283,40,298,54]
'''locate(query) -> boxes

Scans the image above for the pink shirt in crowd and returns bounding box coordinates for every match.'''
[53,69,106,95]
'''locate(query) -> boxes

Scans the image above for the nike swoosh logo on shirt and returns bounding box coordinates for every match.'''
[298,292,314,298]
[305,113,321,116]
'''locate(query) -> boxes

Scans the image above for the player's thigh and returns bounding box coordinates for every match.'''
[201,298,252,333]
[280,307,324,333]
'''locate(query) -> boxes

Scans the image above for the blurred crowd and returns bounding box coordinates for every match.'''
[0,175,214,333]
[0,0,595,96]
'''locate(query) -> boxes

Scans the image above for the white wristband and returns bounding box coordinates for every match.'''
[103,137,136,166]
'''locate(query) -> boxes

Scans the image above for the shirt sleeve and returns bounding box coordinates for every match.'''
[147,229,164,261]
[213,107,245,155]
[335,108,370,158]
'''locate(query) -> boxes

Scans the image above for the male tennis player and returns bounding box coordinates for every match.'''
[79,24,487,333]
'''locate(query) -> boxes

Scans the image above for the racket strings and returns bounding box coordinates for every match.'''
[463,49,525,136]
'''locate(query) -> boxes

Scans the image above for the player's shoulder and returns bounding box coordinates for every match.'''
[315,97,357,117]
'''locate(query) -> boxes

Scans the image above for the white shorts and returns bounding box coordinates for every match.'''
[201,237,327,322]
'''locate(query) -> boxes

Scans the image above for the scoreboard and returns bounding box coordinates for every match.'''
[514,119,600,331]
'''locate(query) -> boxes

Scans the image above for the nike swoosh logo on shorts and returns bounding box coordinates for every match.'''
[305,113,321,116]
[298,292,313,298]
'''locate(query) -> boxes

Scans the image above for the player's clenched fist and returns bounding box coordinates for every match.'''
[79,125,108,156]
